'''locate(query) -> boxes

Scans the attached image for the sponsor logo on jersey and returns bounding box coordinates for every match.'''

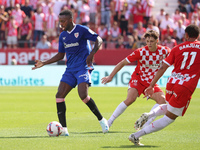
[74,32,79,38]
[64,42,79,48]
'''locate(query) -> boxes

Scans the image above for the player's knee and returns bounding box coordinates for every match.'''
[82,96,90,103]
[156,96,166,104]
[124,98,136,106]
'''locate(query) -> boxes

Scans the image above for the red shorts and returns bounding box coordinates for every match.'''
[129,75,163,96]
[166,83,192,116]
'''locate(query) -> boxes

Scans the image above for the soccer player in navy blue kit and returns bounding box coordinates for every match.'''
[32,9,109,135]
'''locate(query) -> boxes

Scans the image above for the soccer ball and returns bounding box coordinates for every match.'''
[46,121,63,136]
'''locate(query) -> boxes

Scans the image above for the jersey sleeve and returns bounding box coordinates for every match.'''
[58,33,65,53]
[163,47,175,66]
[82,26,98,42]
[126,49,141,63]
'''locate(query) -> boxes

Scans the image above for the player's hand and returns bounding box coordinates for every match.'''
[101,76,112,84]
[144,86,154,98]
[32,60,44,70]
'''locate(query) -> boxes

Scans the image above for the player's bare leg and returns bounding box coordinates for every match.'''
[108,88,138,127]
[56,81,72,136]
[78,82,109,133]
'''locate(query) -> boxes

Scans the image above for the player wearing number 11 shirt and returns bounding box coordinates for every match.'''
[101,30,171,128]
[129,24,200,146]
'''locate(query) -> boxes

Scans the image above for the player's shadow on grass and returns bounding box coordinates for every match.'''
[72,131,130,134]
[0,136,49,139]
[102,145,159,148]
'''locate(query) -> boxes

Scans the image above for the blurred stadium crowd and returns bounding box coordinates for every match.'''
[0,0,200,50]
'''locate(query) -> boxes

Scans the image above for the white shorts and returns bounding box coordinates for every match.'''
[7,36,17,45]
[46,28,57,37]
[167,104,184,116]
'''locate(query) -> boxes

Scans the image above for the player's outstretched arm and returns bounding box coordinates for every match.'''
[101,59,129,84]
[32,52,65,70]
[144,62,169,97]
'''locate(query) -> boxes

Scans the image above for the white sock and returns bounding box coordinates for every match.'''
[108,101,127,126]
[148,104,168,119]
[143,104,159,127]
[134,115,174,139]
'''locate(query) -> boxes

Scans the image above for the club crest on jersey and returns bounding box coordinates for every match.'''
[74,32,79,38]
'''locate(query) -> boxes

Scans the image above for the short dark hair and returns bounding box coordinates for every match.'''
[144,30,159,40]
[185,24,200,38]
[59,9,73,19]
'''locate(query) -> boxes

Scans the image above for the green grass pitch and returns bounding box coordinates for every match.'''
[0,86,200,150]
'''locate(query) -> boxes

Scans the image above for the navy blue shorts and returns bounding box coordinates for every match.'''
[61,69,92,88]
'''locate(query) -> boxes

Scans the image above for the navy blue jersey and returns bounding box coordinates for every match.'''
[59,24,98,71]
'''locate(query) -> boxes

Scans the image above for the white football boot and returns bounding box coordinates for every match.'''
[60,127,69,136]
[128,133,144,146]
[134,113,149,130]
[99,118,109,133]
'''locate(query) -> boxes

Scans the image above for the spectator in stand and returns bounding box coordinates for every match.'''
[191,13,200,26]
[18,16,32,48]
[125,35,137,49]
[11,3,26,28]
[115,35,125,49]
[175,20,186,42]
[40,0,54,15]
[44,7,58,42]
[31,6,45,48]
[5,0,15,15]
[88,0,100,25]
[53,0,66,17]
[135,21,146,39]
[132,29,141,42]
[171,29,182,44]
[5,15,18,49]
[172,9,182,24]
[159,13,175,31]
[21,0,34,18]
[0,0,6,7]
[148,15,158,27]
[129,0,145,29]
[126,23,134,36]
[146,21,159,34]
[156,8,166,26]
[51,35,59,49]
[36,34,51,49]
[80,0,90,26]
[100,0,112,31]
[178,0,191,17]
[113,0,124,22]
[141,0,155,27]
[97,23,108,49]
[0,5,9,48]
[161,25,173,42]
[108,21,121,43]
[29,0,39,12]
[162,36,177,49]
[180,13,190,26]
[119,5,129,36]
[194,2,200,12]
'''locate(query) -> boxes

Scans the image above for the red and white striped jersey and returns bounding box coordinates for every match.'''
[11,9,26,26]
[141,0,154,17]
[6,20,18,36]
[32,12,45,30]
[126,45,170,85]
[97,27,108,39]
[45,13,58,29]
[164,41,200,93]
